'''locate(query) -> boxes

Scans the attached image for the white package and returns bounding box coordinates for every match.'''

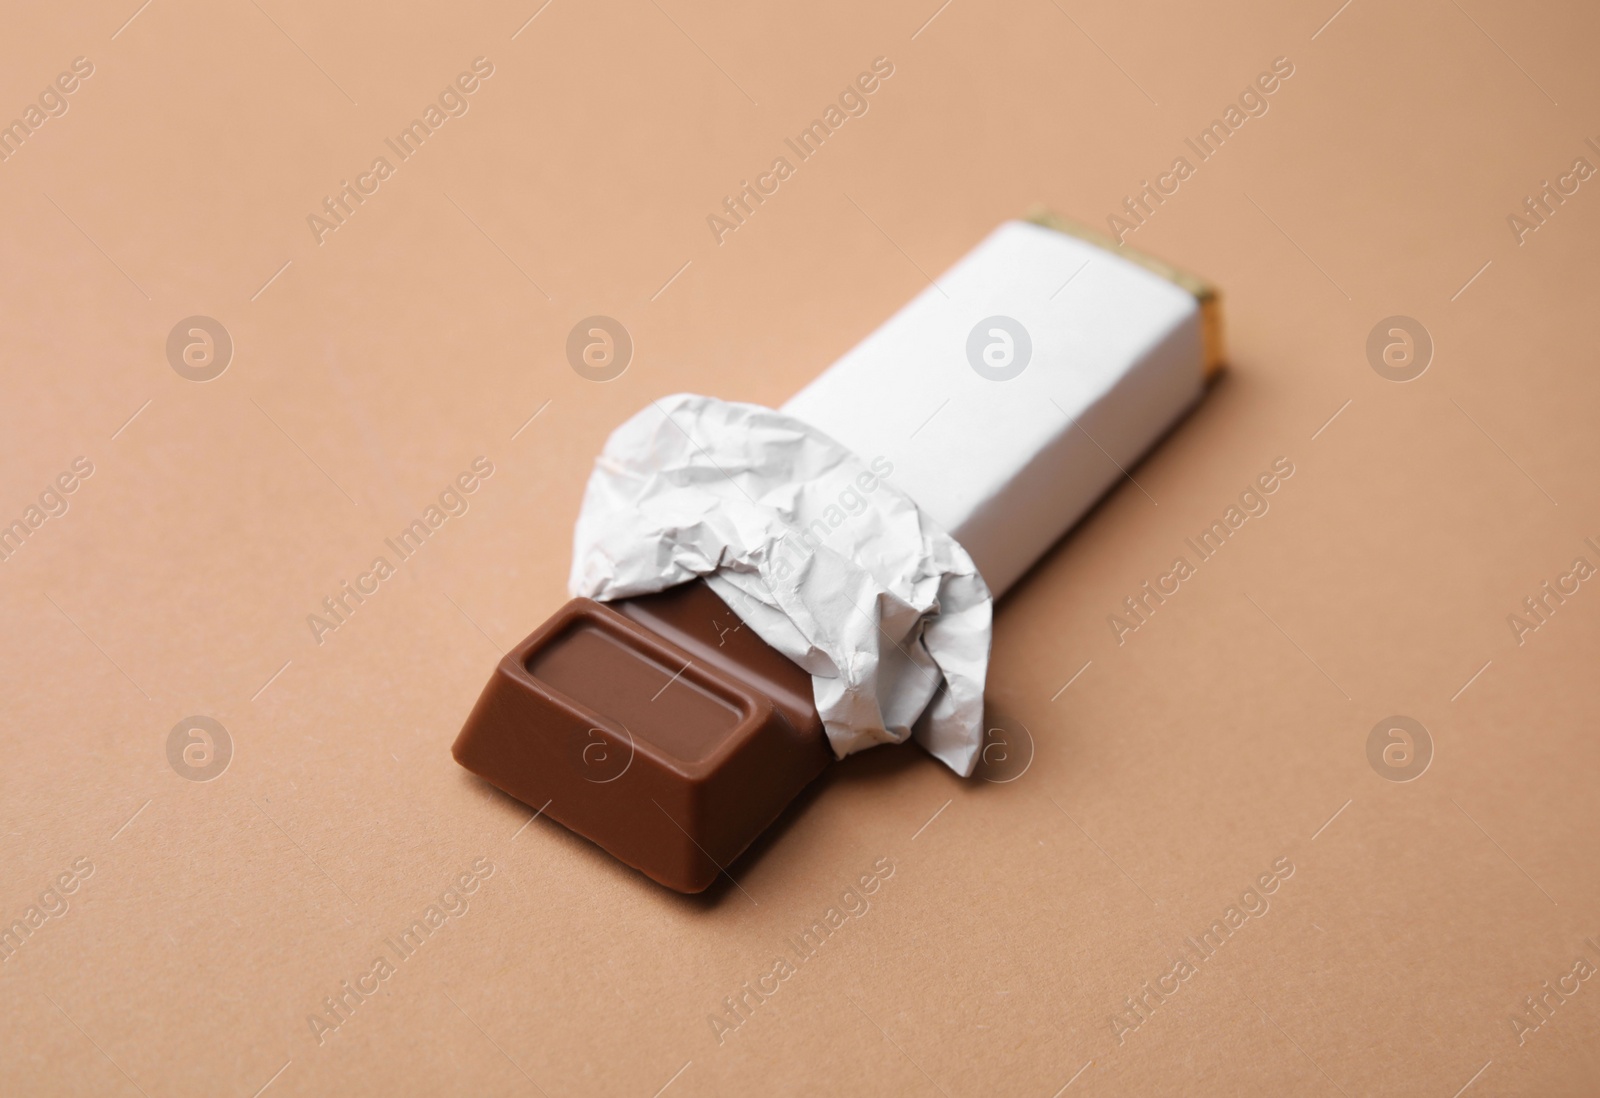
[784,219,1208,598]
[568,217,1213,777]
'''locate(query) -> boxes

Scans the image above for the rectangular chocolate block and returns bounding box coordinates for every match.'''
[452,584,831,892]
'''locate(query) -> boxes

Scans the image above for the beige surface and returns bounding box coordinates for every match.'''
[4,0,1600,1094]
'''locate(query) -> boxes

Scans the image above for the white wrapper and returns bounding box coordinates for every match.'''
[568,393,993,776]
[783,219,1205,598]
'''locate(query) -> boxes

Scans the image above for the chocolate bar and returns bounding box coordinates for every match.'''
[453,213,1221,892]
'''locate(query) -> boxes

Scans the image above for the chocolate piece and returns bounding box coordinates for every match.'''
[452,582,830,892]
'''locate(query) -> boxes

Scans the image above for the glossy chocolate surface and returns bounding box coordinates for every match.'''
[452,581,831,892]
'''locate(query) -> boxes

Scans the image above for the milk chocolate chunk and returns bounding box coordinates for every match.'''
[452,582,831,893]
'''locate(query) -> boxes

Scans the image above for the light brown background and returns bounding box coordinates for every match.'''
[3,0,1599,1094]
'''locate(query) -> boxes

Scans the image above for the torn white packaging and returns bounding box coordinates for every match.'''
[569,393,992,776]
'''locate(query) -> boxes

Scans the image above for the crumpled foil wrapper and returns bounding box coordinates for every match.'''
[568,393,992,776]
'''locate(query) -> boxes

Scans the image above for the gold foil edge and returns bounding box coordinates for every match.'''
[1024,206,1225,381]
